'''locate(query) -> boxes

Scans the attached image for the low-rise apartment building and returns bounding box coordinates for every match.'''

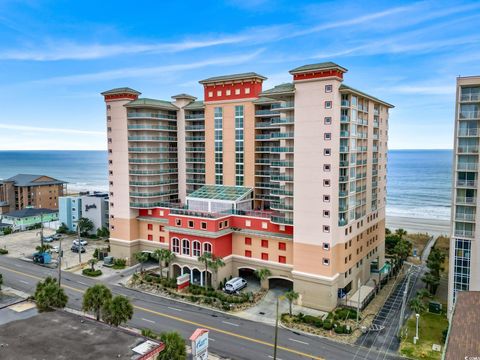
[102,62,393,311]
[59,192,109,233]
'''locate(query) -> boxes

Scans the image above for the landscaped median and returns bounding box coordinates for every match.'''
[128,270,267,311]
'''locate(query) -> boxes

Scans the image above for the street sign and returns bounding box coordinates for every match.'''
[177,273,190,291]
[190,328,209,360]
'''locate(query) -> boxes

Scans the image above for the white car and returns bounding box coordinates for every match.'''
[73,239,88,246]
[51,245,60,253]
[224,277,247,294]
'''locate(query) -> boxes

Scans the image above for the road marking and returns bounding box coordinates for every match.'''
[268,356,283,360]
[141,318,155,324]
[77,281,88,286]
[289,338,309,345]
[167,306,183,312]
[19,280,29,285]
[0,264,324,360]
[210,338,216,342]
[222,320,239,327]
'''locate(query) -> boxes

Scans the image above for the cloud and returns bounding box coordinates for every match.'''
[33,49,264,84]
[0,123,105,135]
[387,85,455,95]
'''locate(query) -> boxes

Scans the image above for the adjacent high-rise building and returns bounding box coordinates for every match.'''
[448,76,480,316]
[102,62,393,311]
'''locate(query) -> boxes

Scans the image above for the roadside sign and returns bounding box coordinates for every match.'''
[190,328,209,360]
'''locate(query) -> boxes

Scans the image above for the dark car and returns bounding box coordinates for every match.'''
[71,245,86,253]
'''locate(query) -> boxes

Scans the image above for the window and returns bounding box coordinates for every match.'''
[324,117,332,125]
[188,220,194,228]
[325,101,332,109]
[323,258,330,266]
[208,91,213,98]
[345,257,348,264]
[175,219,182,226]
[172,238,180,253]
[159,236,165,243]
[325,84,333,93]
[159,225,164,231]
[261,253,269,261]
[235,88,240,95]
[323,225,330,233]
[245,237,252,245]
[182,239,190,255]
[148,234,153,241]
[323,179,330,187]
[245,250,252,257]
[224,220,229,228]
[279,242,286,251]
[324,164,331,171]
[203,242,212,254]
[261,239,269,248]
[193,241,201,256]
[324,133,331,140]
[226,89,231,96]
[262,222,268,229]
[323,210,330,217]
[324,148,331,156]
[201,222,207,230]
[160,210,164,216]
[323,243,330,250]
[147,224,153,230]
[323,195,330,202]
[245,220,251,227]
[245,88,250,94]
[217,90,222,96]
[279,256,286,264]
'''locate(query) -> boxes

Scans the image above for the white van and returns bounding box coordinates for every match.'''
[224,277,247,294]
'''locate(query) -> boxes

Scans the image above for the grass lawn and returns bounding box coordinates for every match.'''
[400,312,448,360]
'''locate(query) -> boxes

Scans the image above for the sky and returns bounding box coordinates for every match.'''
[0,0,479,150]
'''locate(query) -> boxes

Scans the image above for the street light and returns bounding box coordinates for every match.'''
[74,220,82,264]
[414,313,420,344]
[273,295,285,360]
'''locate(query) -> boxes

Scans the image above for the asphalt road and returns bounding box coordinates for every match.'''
[0,256,403,360]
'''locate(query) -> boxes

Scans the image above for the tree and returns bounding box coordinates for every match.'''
[198,252,224,288]
[83,284,112,321]
[57,223,69,234]
[34,276,68,312]
[254,268,272,288]
[426,248,446,278]
[417,288,432,299]
[152,249,175,279]
[209,255,225,287]
[285,290,299,316]
[394,228,407,239]
[134,252,150,273]
[78,217,94,236]
[36,244,52,253]
[88,258,98,271]
[385,228,392,235]
[2,227,12,235]
[409,295,427,314]
[198,252,212,289]
[96,227,110,238]
[422,272,441,294]
[101,295,133,327]
[393,239,412,264]
[157,331,187,360]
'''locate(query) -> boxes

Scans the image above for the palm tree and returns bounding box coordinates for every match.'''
[209,256,225,288]
[254,268,272,289]
[394,228,407,239]
[285,290,299,316]
[198,252,212,289]
[163,250,176,279]
[152,249,175,279]
[422,272,440,294]
[134,252,150,273]
[77,217,94,236]
[83,284,112,321]
[36,244,52,253]
[88,258,98,271]
[409,295,427,314]
[34,276,68,312]
[158,331,187,360]
[198,252,225,288]
[101,295,133,327]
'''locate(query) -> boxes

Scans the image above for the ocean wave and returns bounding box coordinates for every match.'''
[386,205,451,220]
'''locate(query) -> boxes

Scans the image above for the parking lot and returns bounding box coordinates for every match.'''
[0,229,107,270]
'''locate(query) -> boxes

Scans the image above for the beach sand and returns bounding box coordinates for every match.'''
[386,215,450,237]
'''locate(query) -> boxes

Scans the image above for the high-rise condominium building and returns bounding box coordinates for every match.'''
[448,76,480,316]
[102,62,393,311]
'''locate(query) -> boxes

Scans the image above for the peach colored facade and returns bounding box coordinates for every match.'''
[102,63,393,311]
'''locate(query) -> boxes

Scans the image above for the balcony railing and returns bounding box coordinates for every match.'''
[456,196,476,204]
[186,158,206,163]
[270,147,294,153]
[271,132,294,139]
[271,202,294,211]
[128,125,176,131]
[185,114,205,120]
[340,146,349,153]
[459,111,480,119]
[128,147,177,153]
[456,179,477,187]
[340,161,349,167]
[127,112,176,120]
[128,136,177,142]
[270,215,294,225]
[271,161,294,167]
[256,109,278,116]
[256,134,271,140]
[270,117,294,125]
[271,101,294,109]
[454,229,475,238]
[458,128,478,137]
[186,147,205,152]
[130,180,176,186]
[340,131,349,137]
[457,163,478,171]
[185,125,205,131]
[458,146,479,154]
[130,169,177,175]
[130,190,178,197]
[270,189,294,196]
[270,175,294,182]
[186,168,205,174]
[341,100,350,107]
[460,94,480,102]
[341,115,350,123]
[186,136,205,141]
[455,213,476,221]
[129,158,177,164]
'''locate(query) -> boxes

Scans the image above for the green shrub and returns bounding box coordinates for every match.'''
[82,268,102,277]
[323,321,333,330]
[114,258,126,267]
[281,313,289,322]
[204,297,213,305]
[303,315,323,328]
[222,302,231,311]
[190,295,199,302]
[0,248,8,255]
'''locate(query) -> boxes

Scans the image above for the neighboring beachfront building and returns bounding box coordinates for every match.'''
[102,62,393,311]
[0,174,66,214]
[59,192,109,233]
[0,208,58,231]
[448,76,480,316]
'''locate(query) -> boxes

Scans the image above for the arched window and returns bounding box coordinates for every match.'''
[172,238,180,253]
[182,239,190,255]
[192,241,201,257]
[203,242,212,254]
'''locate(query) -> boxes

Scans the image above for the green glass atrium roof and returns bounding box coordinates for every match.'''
[187,185,253,201]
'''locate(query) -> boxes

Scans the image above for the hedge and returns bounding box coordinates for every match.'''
[82,269,102,277]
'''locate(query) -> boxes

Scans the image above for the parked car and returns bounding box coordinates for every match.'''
[43,236,54,243]
[52,234,62,240]
[51,245,60,253]
[73,239,88,246]
[71,245,86,253]
[224,277,247,294]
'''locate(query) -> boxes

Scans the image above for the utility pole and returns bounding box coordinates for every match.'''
[76,221,82,264]
[273,296,279,360]
[57,236,62,286]
[40,212,44,249]
[356,278,362,324]
[398,269,411,337]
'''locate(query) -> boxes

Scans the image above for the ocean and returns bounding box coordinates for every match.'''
[0,149,453,220]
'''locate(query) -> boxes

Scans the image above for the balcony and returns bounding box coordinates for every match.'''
[373,121,379,128]
[130,190,178,197]
[459,111,480,120]
[256,146,271,152]
[256,121,273,128]
[340,160,349,167]
[256,134,271,140]
[128,147,177,153]
[185,136,205,142]
[186,158,205,163]
[372,181,378,188]
[127,112,176,120]
[458,146,479,154]
[130,180,177,186]
[130,169,177,175]
[456,196,476,205]
[341,115,350,123]
[270,175,294,182]
[271,202,294,211]
[373,134,379,140]
[460,94,480,102]
[271,101,294,110]
[458,128,478,137]
[455,213,476,222]
[185,114,205,120]
[373,158,379,164]
[456,179,477,187]
[340,131,349,137]
[454,229,475,238]
[339,190,348,197]
[129,158,177,164]
[255,109,278,116]
[270,215,294,225]
[339,175,349,182]
[185,125,205,131]
[186,147,205,152]
[341,100,350,107]
[128,125,176,131]
[186,179,205,185]
[271,161,294,168]
[186,168,205,174]
[270,147,294,153]
[271,132,294,139]
[128,136,177,142]
[256,158,271,164]
[270,117,295,125]
[270,188,294,196]
[130,201,177,209]
[457,163,478,171]
[340,146,349,153]
[255,170,273,176]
